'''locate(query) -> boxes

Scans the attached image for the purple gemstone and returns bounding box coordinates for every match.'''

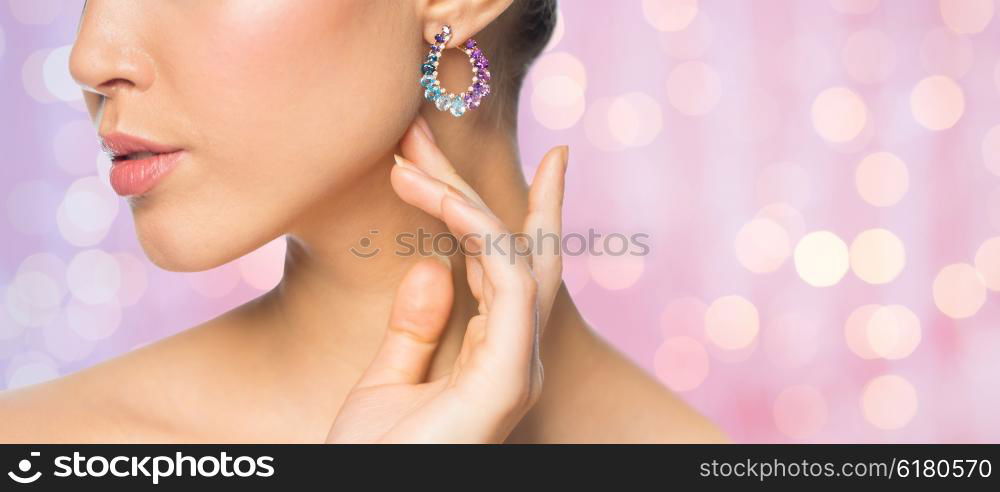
[465,93,481,109]
[479,69,491,82]
[434,34,445,43]
[471,48,483,59]
[430,45,440,52]
[476,57,489,69]
[465,39,477,50]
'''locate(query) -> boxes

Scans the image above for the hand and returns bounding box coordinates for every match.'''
[325,118,568,443]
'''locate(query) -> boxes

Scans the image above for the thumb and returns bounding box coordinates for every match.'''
[354,258,454,388]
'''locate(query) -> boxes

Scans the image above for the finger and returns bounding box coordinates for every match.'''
[439,195,538,375]
[391,154,472,220]
[400,117,488,208]
[355,259,454,388]
[522,145,569,331]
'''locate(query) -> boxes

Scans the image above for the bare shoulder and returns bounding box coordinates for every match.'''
[0,310,245,443]
[574,331,729,443]
[511,306,729,443]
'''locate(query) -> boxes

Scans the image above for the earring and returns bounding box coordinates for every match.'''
[419,25,492,118]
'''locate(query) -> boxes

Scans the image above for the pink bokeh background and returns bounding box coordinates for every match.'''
[2,0,1000,442]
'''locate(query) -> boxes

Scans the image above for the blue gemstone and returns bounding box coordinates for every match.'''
[426,54,439,63]
[420,74,436,88]
[421,63,435,75]
[435,94,453,112]
[424,86,442,101]
[449,97,467,117]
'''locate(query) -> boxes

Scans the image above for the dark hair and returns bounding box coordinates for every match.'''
[478,0,558,125]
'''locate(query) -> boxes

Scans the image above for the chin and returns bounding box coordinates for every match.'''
[131,208,246,273]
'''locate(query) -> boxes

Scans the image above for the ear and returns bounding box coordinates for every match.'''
[421,0,514,47]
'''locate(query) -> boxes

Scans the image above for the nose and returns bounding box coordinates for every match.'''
[69,1,155,98]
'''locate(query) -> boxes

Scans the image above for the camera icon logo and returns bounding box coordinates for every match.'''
[8,452,41,484]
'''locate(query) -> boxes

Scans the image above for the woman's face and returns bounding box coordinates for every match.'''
[71,0,423,271]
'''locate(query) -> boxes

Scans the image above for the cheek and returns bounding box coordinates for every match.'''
[139,0,421,270]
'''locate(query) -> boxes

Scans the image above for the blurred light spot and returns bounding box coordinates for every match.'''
[7,180,60,235]
[56,176,120,246]
[974,237,1000,291]
[43,45,81,102]
[845,304,881,359]
[654,336,709,391]
[66,298,122,341]
[763,312,819,369]
[43,312,97,362]
[773,385,828,439]
[54,119,100,175]
[666,61,721,116]
[910,75,964,131]
[855,152,909,207]
[583,98,624,151]
[704,295,759,351]
[861,374,918,430]
[531,75,585,130]
[17,253,68,299]
[920,28,975,79]
[186,263,242,298]
[113,252,148,307]
[641,0,699,32]
[983,125,1000,177]
[755,163,813,208]
[9,0,64,25]
[66,249,121,305]
[22,49,57,103]
[0,24,5,58]
[756,203,806,242]
[657,13,713,59]
[794,231,849,287]
[240,237,288,291]
[529,51,587,88]
[5,358,59,390]
[587,254,645,291]
[866,305,921,360]
[933,263,986,319]
[608,92,663,147]
[734,218,790,274]
[939,0,994,34]
[529,52,587,130]
[4,270,63,328]
[842,29,896,84]
[850,229,906,284]
[811,87,867,143]
[830,0,879,14]
[660,296,707,338]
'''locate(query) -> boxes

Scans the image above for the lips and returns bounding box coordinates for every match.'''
[101,133,185,197]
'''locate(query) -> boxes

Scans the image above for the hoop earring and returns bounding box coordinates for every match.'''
[419,25,492,118]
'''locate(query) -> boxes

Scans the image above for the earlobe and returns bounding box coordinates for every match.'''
[420,0,514,46]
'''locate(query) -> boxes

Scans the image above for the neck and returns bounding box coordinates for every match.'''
[262,108,530,376]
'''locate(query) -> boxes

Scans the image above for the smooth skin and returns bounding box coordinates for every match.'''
[0,0,726,443]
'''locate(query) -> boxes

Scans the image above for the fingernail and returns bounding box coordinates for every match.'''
[393,154,426,175]
[415,116,436,143]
